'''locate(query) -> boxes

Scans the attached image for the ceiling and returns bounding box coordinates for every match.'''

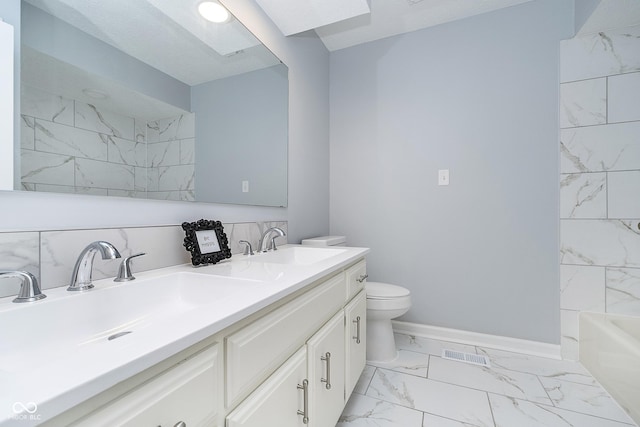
[24,0,281,86]
[257,0,534,51]
[256,0,640,51]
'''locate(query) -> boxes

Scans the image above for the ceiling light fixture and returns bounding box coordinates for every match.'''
[198,1,230,23]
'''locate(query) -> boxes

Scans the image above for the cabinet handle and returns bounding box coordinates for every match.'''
[320,352,332,390]
[356,274,368,283]
[353,316,361,344]
[297,379,309,424]
[173,422,186,427]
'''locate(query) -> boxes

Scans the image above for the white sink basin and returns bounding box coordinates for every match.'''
[0,272,260,372]
[253,246,348,265]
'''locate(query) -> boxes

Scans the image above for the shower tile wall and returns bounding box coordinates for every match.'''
[559,24,640,360]
[20,85,195,201]
[20,85,144,197]
[0,221,287,299]
[146,114,196,201]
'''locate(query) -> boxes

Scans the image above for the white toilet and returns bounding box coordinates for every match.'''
[365,281,411,362]
[301,236,412,363]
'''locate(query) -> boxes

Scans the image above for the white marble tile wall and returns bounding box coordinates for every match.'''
[0,221,286,299]
[20,87,199,201]
[146,113,196,200]
[0,233,40,299]
[20,85,146,197]
[560,24,640,360]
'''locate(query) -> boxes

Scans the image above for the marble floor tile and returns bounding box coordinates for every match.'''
[540,377,635,424]
[366,368,494,426]
[428,356,551,405]
[476,347,597,386]
[394,333,477,356]
[489,393,635,427]
[354,365,377,395]
[337,393,423,427]
[422,413,481,426]
[339,334,639,427]
[368,349,429,377]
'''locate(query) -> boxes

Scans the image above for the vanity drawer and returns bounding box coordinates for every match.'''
[226,273,346,407]
[71,344,220,427]
[345,260,367,300]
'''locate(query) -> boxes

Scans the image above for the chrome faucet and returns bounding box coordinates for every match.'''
[68,241,121,291]
[0,270,46,303]
[257,227,286,253]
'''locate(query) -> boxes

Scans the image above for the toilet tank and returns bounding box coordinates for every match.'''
[300,236,346,246]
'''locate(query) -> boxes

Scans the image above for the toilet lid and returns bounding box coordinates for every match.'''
[366,282,410,299]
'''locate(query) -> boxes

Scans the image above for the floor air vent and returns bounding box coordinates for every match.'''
[442,349,491,368]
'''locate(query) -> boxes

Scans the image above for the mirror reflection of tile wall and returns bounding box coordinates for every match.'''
[20,85,195,201]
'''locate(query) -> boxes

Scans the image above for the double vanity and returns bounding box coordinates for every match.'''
[0,244,369,427]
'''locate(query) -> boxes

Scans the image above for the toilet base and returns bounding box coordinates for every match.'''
[366,317,399,363]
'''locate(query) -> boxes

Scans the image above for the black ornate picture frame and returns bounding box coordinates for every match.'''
[182,219,232,266]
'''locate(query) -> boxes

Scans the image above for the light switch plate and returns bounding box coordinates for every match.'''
[438,169,449,186]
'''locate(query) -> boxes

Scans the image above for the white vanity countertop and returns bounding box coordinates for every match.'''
[0,244,368,426]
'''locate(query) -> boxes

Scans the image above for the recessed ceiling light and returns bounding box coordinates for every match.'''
[82,88,108,99]
[198,1,230,23]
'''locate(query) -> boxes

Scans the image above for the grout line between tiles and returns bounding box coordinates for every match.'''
[536,374,556,408]
[487,391,638,427]
[486,391,497,427]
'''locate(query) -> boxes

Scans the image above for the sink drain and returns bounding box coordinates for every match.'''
[108,331,132,341]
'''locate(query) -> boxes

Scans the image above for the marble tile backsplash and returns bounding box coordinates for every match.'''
[20,85,195,201]
[0,221,287,299]
[559,24,640,360]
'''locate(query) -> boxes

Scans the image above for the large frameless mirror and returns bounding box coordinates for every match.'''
[17,0,288,207]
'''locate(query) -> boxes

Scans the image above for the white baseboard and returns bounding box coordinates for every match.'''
[392,320,562,360]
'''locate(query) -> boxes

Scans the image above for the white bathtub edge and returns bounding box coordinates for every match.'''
[579,311,640,425]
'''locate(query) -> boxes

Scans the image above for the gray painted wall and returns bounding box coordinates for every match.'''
[330,0,574,343]
[574,0,601,33]
[192,64,288,207]
[21,2,190,111]
[0,0,330,245]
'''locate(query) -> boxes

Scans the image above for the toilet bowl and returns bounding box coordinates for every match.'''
[365,282,411,363]
[301,236,412,364]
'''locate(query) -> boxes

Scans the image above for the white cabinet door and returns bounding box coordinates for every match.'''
[226,273,346,407]
[307,311,346,427]
[345,290,367,398]
[227,348,308,427]
[72,344,220,427]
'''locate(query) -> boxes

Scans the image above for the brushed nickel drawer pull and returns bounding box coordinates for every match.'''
[353,316,361,344]
[356,274,368,283]
[173,422,186,427]
[321,352,332,390]
[297,379,309,424]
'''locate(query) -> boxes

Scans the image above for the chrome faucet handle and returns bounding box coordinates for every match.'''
[0,270,46,303]
[239,240,254,256]
[114,253,146,282]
